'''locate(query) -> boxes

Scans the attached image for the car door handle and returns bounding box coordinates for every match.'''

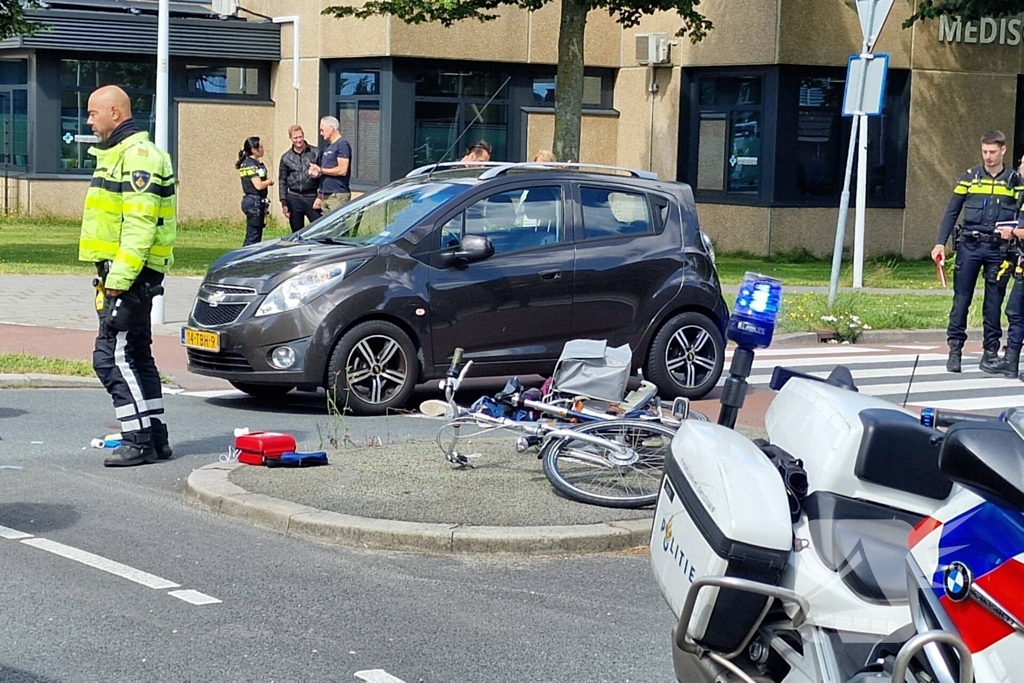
[539,269,561,280]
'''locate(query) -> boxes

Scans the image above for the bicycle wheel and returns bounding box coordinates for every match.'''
[540,419,674,508]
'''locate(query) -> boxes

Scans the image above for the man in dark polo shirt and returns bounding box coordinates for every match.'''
[310,115,352,216]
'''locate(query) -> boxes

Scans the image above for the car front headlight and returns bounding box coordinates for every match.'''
[255,262,351,317]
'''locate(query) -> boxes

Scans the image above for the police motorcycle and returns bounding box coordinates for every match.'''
[648,273,986,683]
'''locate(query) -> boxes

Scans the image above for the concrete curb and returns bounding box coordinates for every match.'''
[0,373,102,389]
[185,463,653,555]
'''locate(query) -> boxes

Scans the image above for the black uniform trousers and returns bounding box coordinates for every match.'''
[1005,274,1024,351]
[241,194,267,247]
[284,192,322,232]
[948,237,1008,351]
[92,266,165,446]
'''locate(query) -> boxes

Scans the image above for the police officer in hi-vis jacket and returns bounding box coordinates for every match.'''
[78,85,177,467]
[932,130,1024,374]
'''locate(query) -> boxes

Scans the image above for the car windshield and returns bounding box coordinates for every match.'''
[296,179,473,245]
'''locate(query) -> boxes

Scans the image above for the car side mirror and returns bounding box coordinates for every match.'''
[448,234,494,266]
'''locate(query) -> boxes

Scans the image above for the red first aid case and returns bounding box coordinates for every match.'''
[234,431,297,466]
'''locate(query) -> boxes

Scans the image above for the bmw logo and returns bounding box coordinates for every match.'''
[943,561,973,602]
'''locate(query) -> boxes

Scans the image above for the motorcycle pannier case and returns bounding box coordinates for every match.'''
[650,421,793,654]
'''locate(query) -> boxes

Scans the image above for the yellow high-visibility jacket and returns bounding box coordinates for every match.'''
[78,130,177,291]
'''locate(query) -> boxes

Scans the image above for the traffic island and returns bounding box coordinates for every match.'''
[185,438,656,555]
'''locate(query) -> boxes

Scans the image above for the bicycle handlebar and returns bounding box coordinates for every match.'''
[448,348,464,376]
[920,407,1003,429]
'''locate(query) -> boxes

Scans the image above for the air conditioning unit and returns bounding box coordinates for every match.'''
[211,0,239,17]
[635,33,670,65]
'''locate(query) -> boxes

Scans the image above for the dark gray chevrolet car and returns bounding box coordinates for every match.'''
[183,163,729,415]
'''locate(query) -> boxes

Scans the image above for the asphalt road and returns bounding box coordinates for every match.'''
[0,389,677,683]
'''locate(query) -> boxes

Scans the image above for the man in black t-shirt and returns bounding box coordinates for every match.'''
[310,115,352,216]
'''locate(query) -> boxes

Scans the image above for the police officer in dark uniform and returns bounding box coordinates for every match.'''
[235,136,273,247]
[932,130,1024,373]
[986,218,1024,379]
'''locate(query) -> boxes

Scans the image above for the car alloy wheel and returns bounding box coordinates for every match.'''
[645,311,724,400]
[327,320,419,416]
[666,324,718,389]
[345,334,410,405]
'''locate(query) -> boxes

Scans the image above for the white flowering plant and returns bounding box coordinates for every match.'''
[819,312,872,343]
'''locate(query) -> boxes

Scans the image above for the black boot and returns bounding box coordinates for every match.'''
[151,419,173,460]
[995,348,1022,378]
[947,347,962,373]
[104,441,156,467]
[979,347,1003,374]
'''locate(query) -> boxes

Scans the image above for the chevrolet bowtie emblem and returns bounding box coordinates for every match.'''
[207,290,226,307]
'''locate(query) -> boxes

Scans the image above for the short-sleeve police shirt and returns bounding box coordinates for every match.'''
[239,157,268,199]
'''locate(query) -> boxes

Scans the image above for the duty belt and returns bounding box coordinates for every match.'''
[962,230,1003,244]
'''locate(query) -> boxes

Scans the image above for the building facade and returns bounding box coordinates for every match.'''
[0,0,1020,258]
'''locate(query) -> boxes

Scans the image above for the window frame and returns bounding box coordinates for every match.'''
[333,67,383,186]
[59,58,158,174]
[433,181,570,255]
[182,61,270,100]
[529,69,616,110]
[686,68,775,206]
[573,183,658,244]
[772,64,909,208]
[0,58,30,169]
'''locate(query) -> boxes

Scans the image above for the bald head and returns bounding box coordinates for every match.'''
[87,85,133,142]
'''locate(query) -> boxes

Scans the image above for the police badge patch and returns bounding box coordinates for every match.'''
[130,170,152,192]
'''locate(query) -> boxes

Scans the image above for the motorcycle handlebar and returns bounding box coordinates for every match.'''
[920,407,1002,429]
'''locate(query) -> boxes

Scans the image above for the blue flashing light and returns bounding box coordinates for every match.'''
[727,272,782,350]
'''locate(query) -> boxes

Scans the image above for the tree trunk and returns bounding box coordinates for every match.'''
[553,0,586,163]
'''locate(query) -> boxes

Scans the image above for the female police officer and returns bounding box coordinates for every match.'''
[235,136,274,247]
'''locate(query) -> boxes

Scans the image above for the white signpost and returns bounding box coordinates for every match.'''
[152,0,169,325]
[828,0,895,306]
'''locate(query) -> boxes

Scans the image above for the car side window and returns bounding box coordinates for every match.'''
[579,186,653,240]
[449,187,563,255]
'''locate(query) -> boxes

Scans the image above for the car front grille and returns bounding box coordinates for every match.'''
[191,283,258,327]
[187,349,253,373]
[193,302,248,326]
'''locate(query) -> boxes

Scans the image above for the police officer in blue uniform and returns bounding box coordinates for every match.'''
[235,136,274,247]
[932,130,1024,373]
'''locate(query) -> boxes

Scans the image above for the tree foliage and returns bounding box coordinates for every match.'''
[905,0,1024,27]
[323,0,712,163]
[0,1,41,41]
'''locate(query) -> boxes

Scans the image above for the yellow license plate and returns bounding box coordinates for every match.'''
[181,327,220,352]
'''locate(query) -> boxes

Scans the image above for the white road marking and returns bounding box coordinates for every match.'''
[886,344,940,350]
[749,364,983,384]
[729,346,882,358]
[859,377,1024,397]
[751,353,949,370]
[0,525,32,540]
[20,538,181,590]
[355,671,407,683]
[168,589,222,605]
[906,394,1024,411]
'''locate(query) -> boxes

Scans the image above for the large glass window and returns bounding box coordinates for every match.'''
[692,76,763,196]
[0,59,28,168]
[774,66,909,206]
[413,69,509,165]
[335,69,381,186]
[60,60,156,172]
[186,65,261,97]
[531,74,610,108]
[683,67,910,207]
